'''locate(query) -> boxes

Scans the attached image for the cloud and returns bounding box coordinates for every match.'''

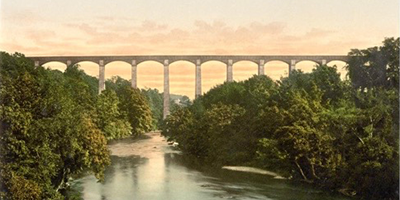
[12,19,352,56]
[139,20,168,32]
[305,28,334,38]
[26,29,57,42]
[2,9,44,25]
[0,18,366,97]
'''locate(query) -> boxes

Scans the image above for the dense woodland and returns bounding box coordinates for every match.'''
[162,38,399,199]
[0,53,159,199]
[0,37,398,199]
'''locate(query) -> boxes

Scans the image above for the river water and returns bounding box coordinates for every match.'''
[68,132,350,200]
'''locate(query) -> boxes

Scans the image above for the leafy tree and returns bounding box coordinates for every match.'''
[64,65,98,111]
[105,75,131,92]
[347,37,399,90]
[116,86,153,136]
[95,89,132,140]
[179,95,192,107]
[141,88,163,130]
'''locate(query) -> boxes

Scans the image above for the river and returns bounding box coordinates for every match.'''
[67,132,350,200]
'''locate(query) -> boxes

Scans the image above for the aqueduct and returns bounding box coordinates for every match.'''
[28,55,348,119]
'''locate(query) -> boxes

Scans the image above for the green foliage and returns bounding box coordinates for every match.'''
[77,115,111,181]
[9,175,43,200]
[95,89,132,139]
[0,52,110,199]
[141,88,163,130]
[347,37,399,90]
[105,76,130,92]
[64,65,98,110]
[116,86,153,136]
[0,52,166,199]
[163,75,277,165]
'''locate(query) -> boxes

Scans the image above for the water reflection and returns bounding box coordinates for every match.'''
[68,132,349,200]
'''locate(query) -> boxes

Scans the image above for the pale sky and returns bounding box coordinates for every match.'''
[1,0,399,98]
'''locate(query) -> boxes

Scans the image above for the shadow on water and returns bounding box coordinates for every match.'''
[163,153,350,200]
[66,155,149,200]
[67,133,351,200]
[107,134,152,145]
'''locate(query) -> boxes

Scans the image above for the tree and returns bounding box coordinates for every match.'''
[105,75,131,92]
[116,86,153,136]
[95,89,132,140]
[346,37,399,90]
[141,88,163,130]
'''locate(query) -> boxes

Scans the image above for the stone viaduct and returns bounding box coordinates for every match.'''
[28,55,348,119]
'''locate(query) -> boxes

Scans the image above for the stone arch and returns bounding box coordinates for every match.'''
[264,60,289,81]
[105,61,131,80]
[169,59,196,66]
[294,60,319,73]
[70,58,100,66]
[74,61,99,78]
[232,59,258,66]
[265,58,290,65]
[42,61,67,72]
[232,60,258,81]
[136,59,164,66]
[201,57,227,65]
[296,58,322,65]
[327,60,348,80]
[137,61,164,91]
[169,61,195,99]
[201,60,226,66]
[201,60,226,93]
[326,57,348,64]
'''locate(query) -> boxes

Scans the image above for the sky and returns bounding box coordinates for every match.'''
[1,0,399,98]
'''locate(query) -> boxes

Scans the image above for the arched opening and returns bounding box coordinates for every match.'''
[201,61,226,94]
[169,61,195,99]
[232,61,258,82]
[295,60,319,73]
[137,61,163,92]
[327,60,348,80]
[264,61,289,81]
[105,61,131,80]
[42,61,67,72]
[74,61,99,78]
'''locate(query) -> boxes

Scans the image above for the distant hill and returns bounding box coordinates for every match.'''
[169,94,186,101]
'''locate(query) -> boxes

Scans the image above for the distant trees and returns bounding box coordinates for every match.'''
[162,37,399,200]
[141,88,163,130]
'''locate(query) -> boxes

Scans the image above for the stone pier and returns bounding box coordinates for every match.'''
[258,60,265,75]
[289,59,296,76]
[227,59,233,82]
[195,59,202,98]
[98,60,105,94]
[163,60,170,119]
[131,60,137,88]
